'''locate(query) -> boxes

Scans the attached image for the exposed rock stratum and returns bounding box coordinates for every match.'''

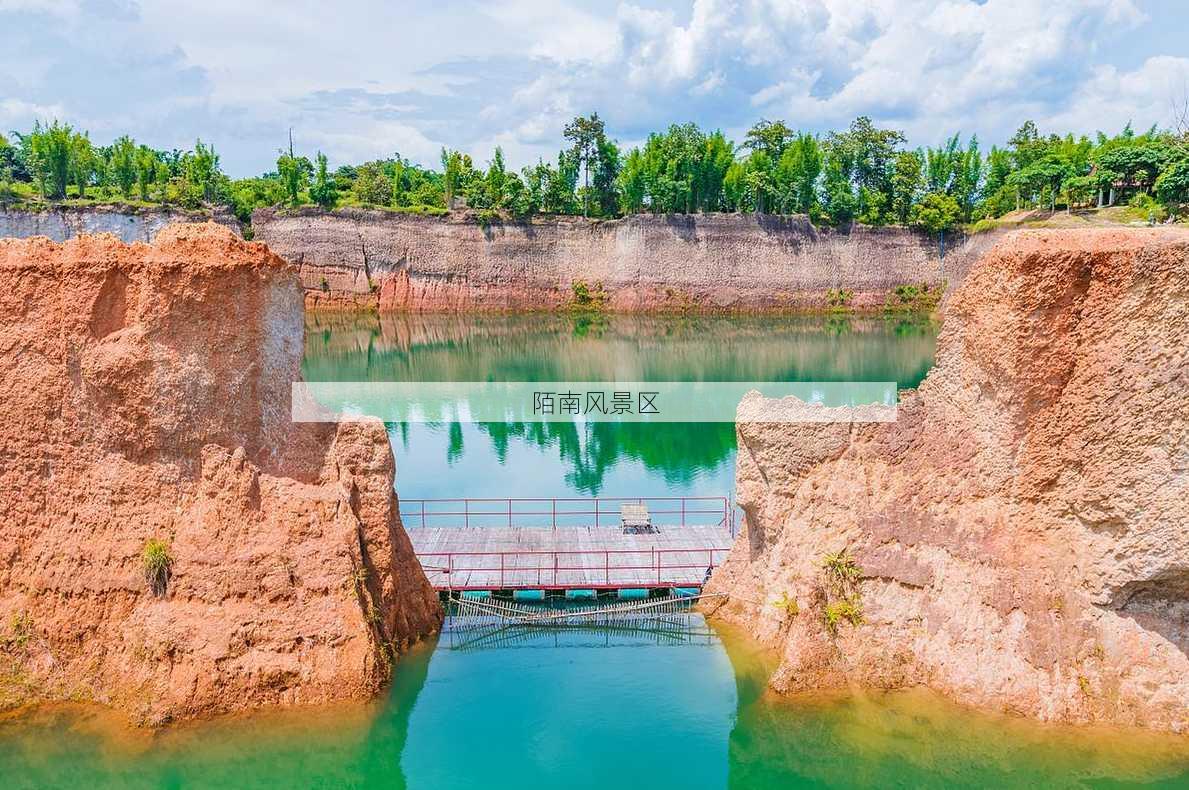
[0,223,439,724]
[707,228,1189,731]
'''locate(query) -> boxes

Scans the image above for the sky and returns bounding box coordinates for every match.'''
[2,0,1188,177]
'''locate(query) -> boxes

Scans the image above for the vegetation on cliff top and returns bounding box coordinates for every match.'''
[2,113,1187,230]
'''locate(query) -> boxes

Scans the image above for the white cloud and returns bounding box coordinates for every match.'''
[0,0,1183,175]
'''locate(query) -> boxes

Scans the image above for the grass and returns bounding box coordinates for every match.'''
[823,599,865,634]
[142,538,173,597]
[820,547,865,636]
[884,282,942,313]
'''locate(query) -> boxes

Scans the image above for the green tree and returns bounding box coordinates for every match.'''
[352,161,390,206]
[309,151,338,209]
[774,133,822,214]
[71,132,98,200]
[911,191,961,234]
[276,132,307,206]
[181,139,223,206]
[743,119,795,160]
[109,135,137,198]
[1155,158,1189,213]
[890,150,923,224]
[135,145,158,201]
[563,112,608,217]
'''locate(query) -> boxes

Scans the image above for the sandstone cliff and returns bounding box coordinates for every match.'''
[0,223,439,725]
[0,205,241,244]
[706,228,1189,731]
[253,208,996,312]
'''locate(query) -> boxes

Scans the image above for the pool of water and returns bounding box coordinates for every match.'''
[4,619,1187,789]
[5,312,1186,788]
[301,312,939,497]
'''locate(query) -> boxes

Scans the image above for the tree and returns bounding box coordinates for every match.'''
[774,133,822,214]
[135,145,158,201]
[890,150,923,224]
[181,139,223,206]
[109,135,137,198]
[309,151,338,209]
[71,132,97,200]
[743,119,795,160]
[563,112,607,217]
[352,162,390,206]
[1155,158,1189,214]
[827,116,906,222]
[911,191,961,235]
[276,130,307,206]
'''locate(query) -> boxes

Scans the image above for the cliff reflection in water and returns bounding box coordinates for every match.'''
[301,312,938,496]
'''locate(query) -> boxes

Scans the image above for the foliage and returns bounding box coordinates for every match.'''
[823,599,865,634]
[309,151,338,209]
[4,113,1188,228]
[570,279,608,311]
[773,592,800,617]
[819,547,864,636]
[825,288,853,309]
[911,192,962,234]
[142,538,173,597]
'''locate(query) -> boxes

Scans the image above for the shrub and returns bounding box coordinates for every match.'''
[570,279,608,311]
[824,599,864,634]
[142,539,173,597]
[773,592,800,618]
[826,288,853,309]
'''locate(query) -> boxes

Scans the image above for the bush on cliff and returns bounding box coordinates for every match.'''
[142,539,173,597]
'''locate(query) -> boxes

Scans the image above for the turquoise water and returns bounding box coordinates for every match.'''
[3,312,1187,788]
[301,313,939,498]
[4,619,1188,788]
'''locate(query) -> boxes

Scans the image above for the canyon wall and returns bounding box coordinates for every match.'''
[253,208,996,311]
[706,228,1189,732]
[0,223,439,725]
[0,205,240,244]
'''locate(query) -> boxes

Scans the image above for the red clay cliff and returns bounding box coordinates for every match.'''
[707,228,1189,732]
[0,223,439,725]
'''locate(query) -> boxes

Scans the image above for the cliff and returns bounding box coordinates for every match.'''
[252,208,996,312]
[0,223,439,725]
[705,228,1189,731]
[0,204,241,244]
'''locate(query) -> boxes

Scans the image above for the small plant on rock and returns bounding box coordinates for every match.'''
[773,592,800,618]
[819,547,864,637]
[142,538,173,597]
[826,288,854,310]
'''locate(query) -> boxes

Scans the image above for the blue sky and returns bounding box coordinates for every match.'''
[2,0,1187,176]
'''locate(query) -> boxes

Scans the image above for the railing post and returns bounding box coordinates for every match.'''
[552,499,556,530]
[594,497,599,527]
[605,550,609,587]
[508,498,512,528]
[421,500,426,529]
[554,552,559,586]
[500,553,505,588]
[682,498,686,528]
[464,499,469,529]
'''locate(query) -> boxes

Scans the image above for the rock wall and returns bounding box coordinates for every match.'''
[0,205,241,244]
[0,223,439,725]
[705,228,1189,732]
[252,208,995,312]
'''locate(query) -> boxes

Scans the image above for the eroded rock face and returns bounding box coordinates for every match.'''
[252,208,998,312]
[707,228,1189,731]
[0,223,439,725]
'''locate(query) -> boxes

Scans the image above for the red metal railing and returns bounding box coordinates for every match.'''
[416,546,730,591]
[399,495,736,536]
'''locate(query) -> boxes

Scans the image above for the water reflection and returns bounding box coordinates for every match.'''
[303,313,938,496]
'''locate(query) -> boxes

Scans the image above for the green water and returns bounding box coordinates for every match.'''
[3,312,1187,787]
[300,312,940,497]
[3,620,1187,788]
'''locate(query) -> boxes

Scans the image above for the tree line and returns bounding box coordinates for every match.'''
[2,114,1187,232]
